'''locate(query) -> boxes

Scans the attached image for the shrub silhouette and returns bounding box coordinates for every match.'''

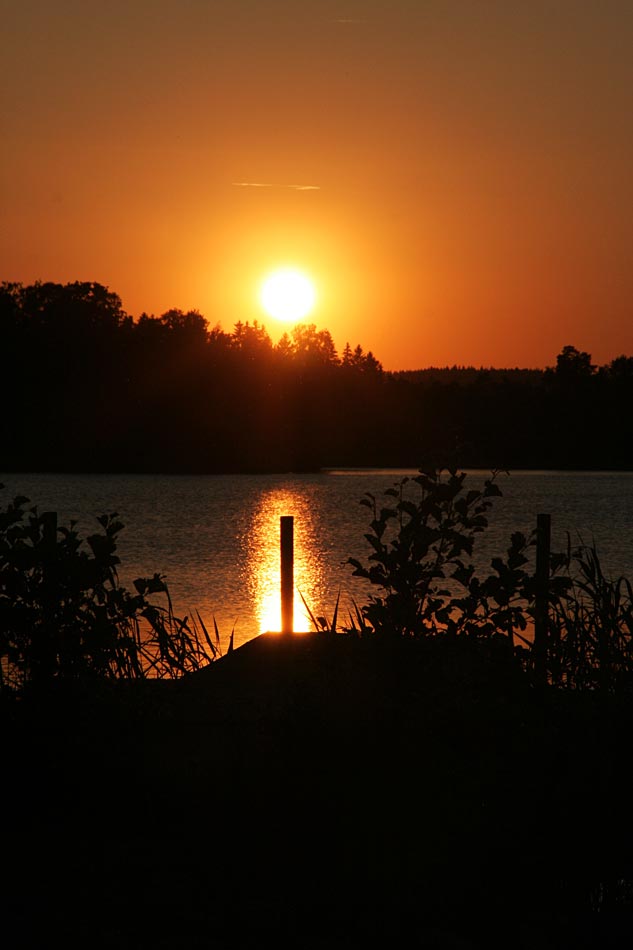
[0,487,215,694]
[348,469,528,640]
[348,468,633,692]
[347,469,572,659]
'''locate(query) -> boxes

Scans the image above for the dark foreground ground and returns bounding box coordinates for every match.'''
[4,633,633,948]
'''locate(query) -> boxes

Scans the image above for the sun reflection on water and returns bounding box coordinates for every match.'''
[245,486,325,633]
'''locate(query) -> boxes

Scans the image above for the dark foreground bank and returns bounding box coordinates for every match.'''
[5,633,633,948]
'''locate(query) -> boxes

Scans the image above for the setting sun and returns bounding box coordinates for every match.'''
[259,268,316,323]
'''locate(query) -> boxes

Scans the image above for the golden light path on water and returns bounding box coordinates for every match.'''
[246,486,326,634]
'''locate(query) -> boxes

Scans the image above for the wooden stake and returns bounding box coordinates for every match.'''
[280,515,294,634]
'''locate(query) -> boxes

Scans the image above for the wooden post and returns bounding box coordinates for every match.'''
[533,513,551,684]
[280,515,294,634]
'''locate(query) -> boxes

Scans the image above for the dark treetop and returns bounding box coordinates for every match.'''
[2,281,633,472]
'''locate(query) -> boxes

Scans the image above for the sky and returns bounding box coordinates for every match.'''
[2,0,633,370]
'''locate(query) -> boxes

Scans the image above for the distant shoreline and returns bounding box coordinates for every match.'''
[4,464,633,477]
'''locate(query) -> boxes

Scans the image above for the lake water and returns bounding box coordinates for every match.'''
[2,470,633,651]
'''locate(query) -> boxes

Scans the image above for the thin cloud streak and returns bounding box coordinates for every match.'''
[232,182,321,191]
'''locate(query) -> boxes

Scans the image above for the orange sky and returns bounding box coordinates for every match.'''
[3,1,633,369]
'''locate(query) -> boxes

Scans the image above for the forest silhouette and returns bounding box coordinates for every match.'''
[3,280,633,473]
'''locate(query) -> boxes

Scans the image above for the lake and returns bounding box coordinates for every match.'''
[2,470,633,650]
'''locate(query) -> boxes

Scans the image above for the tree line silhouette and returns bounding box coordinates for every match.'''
[2,281,633,472]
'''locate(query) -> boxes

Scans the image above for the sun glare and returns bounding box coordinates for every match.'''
[247,488,323,634]
[259,268,316,322]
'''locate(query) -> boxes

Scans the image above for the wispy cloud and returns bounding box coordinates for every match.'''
[232,182,273,188]
[232,182,321,191]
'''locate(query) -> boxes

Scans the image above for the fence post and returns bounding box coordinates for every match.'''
[533,513,551,684]
[280,516,294,634]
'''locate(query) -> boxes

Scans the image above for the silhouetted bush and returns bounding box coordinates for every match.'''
[348,468,633,692]
[0,487,216,695]
[347,469,564,645]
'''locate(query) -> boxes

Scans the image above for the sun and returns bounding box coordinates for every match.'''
[259,268,316,322]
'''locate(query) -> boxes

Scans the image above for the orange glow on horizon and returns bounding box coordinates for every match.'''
[4,4,633,369]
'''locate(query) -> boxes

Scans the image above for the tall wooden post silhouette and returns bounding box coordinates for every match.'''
[280,516,294,634]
